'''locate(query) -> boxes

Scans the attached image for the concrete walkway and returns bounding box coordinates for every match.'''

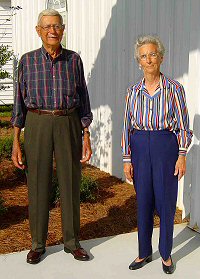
[1,223,200,279]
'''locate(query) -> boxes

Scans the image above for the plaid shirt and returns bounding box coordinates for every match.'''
[11,46,93,128]
[122,73,193,162]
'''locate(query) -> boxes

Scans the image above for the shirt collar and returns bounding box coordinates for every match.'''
[135,72,169,95]
[160,72,168,89]
[41,45,63,60]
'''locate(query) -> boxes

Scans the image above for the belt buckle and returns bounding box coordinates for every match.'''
[52,110,56,116]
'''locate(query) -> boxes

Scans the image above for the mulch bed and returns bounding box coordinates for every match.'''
[0,117,183,254]
[0,160,182,255]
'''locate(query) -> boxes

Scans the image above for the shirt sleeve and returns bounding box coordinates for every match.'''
[173,84,193,156]
[11,58,27,128]
[77,56,93,128]
[121,87,132,163]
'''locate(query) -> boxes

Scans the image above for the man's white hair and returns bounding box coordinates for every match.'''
[37,9,63,25]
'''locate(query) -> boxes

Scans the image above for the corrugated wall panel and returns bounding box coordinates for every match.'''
[6,0,200,226]
[11,0,46,59]
[186,0,200,233]
[67,0,200,224]
[0,0,13,105]
[11,0,46,107]
[68,0,118,173]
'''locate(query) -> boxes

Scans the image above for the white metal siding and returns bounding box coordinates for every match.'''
[8,0,200,228]
[0,0,13,104]
[67,0,199,174]
[11,0,46,58]
[67,0,200,227]
[11,0,67,57]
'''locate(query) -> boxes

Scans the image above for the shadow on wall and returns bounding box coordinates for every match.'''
[90,106,112,171]
[86,0,199,178]
[88,0,137,178]
[183,114,200,232]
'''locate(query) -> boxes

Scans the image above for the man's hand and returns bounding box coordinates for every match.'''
[12,127,25,170]
[80,133,92,163]
[174,155,186,181]
[124,162,133,183]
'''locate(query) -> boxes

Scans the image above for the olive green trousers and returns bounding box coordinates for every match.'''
[24,110,82,251]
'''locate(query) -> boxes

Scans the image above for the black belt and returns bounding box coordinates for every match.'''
[27,108,76,116]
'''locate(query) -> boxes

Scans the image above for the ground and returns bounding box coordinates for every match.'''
[0,121,182,255]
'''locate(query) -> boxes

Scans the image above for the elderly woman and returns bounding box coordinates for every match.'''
[121,35,193,274]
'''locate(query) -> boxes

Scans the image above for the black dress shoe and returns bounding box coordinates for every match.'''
[129,255,152,270]
[26,249,46,264]
[162,256,175,274]
[64,247,90,261]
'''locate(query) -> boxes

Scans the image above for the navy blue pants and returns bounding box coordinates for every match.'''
[130,129,179,261]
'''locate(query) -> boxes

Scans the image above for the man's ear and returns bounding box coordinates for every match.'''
[35,26,41,37]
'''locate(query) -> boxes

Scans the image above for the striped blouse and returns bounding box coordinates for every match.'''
[122,73,193,163]
[11,46,93,129]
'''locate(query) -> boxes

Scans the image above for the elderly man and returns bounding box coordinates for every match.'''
[11,9,93,264]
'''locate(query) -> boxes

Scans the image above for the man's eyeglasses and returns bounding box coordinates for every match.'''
[39,24,65,31]
[139,52,159,61]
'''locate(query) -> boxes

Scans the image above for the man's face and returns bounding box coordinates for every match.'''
[36,15,64,49]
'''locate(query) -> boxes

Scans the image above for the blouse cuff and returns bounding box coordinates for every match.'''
[123,155,131,163]
[179,148,187,156]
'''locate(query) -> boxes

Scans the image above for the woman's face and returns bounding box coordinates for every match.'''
[138,43,163,76]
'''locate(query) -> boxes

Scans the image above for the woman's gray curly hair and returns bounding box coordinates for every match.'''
[134,35,165,61]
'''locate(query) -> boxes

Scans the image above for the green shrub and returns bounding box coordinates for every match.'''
[50,175,60,205]
[0,136,13,159]
[0,135,24,160]
[0,111,12,117]
[0,119,11,128]
[80,175,98,202]
[0,194,7,215]
[50,174,98,206]
[0,105,13,112]
[0,105,13,117]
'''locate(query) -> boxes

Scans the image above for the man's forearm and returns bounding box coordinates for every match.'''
[13,126,22,142]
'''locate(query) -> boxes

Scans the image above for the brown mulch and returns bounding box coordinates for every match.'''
[0,117,183,255]
[0,116,11,122]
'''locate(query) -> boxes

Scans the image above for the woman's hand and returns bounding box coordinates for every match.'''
[124,162,134,183]
[174,155,186,181]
